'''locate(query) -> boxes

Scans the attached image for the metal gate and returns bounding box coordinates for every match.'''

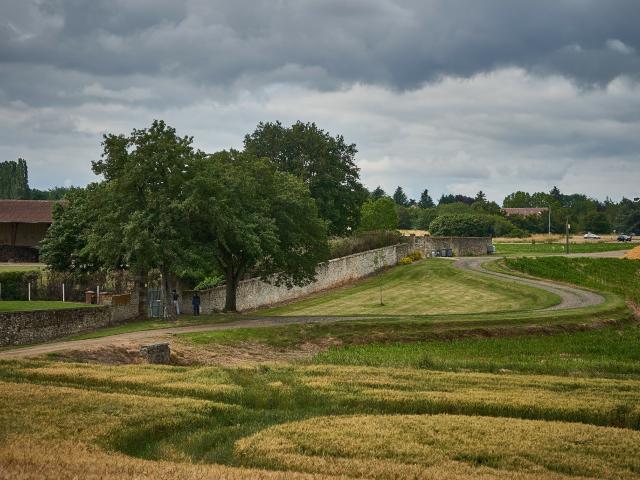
[148,287,163,318]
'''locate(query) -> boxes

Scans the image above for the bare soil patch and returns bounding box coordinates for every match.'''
[45,338,341,366]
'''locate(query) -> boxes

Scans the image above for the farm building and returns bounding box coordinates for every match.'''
[0,200,57,261]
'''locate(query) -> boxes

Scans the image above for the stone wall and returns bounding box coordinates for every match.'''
[0,307,112,346]
[408,235,493,257]
[182,243,409,314]
[0,292,140,346]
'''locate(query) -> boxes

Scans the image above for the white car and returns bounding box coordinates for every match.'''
[583,232,601,239]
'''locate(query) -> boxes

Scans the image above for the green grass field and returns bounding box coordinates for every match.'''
[260,259,560,316]
[503,256,640,303]
[0,300,94,312]
[314,324,640,377]
[495,242,631,255]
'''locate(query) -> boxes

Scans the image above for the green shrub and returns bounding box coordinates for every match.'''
[0,270,40,300]
[329,230,402,259]
[408,251,423,261]
[429,213,493,237]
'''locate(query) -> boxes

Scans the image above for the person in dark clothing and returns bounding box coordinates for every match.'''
[192,292,201,316]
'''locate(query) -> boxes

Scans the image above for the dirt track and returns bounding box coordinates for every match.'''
[0,250,629,359]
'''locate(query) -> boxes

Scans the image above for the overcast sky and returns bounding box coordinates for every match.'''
[1,0,639,203]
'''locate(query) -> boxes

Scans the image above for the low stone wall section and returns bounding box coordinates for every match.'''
[183,243,409,314]
[408,235,493,257]
[0,291,140,346]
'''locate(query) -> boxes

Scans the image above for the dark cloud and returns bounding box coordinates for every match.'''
[0,1,639,201]
[2,0,640,102]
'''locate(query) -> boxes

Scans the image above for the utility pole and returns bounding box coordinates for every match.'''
[565,217,570,255]
[548,206,551,235]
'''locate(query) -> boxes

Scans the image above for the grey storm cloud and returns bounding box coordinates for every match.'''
[0,0,639,202]
[2,0,640,99]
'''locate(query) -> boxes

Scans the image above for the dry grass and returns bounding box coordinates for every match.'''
[625,246,640,260]
[237,414,640,479]
[2,358,640,477]
[0,436,327,480]
[493,234,631,244]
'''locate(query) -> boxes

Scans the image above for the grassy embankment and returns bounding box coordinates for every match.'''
[260,258,560,316]
[494,241,632,255]
[503,256,640,304]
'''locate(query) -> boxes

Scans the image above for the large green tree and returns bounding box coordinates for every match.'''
[243,121,366,235]
[88,120,205,317]
[184,150,328,312]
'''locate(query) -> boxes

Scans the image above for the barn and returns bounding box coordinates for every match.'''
[0,200,57,261]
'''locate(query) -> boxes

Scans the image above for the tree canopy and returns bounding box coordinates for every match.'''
[185,150,328,311]
[418,189,434,209]
[243,121,366,235]
[393,186,408,206]
[359,197,398,232]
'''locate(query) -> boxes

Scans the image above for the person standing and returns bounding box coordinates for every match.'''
[172,289,180,316]
[192,292,201,316]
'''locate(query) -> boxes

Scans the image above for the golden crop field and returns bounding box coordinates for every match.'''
[2,357,640,479]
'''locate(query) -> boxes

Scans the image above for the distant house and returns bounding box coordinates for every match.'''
[0,200,57,261]
[501,207,548,217]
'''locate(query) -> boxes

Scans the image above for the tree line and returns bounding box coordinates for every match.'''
[5,119,639,316]
[359,185,640,237]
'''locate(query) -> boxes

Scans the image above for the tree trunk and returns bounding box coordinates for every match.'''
[136,270,147,320]
[224,268,238,312]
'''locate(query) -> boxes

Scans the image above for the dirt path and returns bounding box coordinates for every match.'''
[454,257,604,310]
[454,249,629,311]
[0,250,629,359]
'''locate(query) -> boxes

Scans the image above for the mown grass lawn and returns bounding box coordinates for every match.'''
[260,258,560,316]
[0,300,94,312]
[495,241,632,255]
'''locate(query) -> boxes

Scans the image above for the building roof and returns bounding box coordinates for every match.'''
[0,200,57,224]
[501,207,549,216]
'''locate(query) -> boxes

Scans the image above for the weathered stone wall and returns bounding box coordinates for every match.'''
[0,291,140,346]
[182,243,409,314]
[408,235,493,257]
[0,307,112,346]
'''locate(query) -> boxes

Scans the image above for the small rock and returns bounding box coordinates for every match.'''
[140,343,171,364]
